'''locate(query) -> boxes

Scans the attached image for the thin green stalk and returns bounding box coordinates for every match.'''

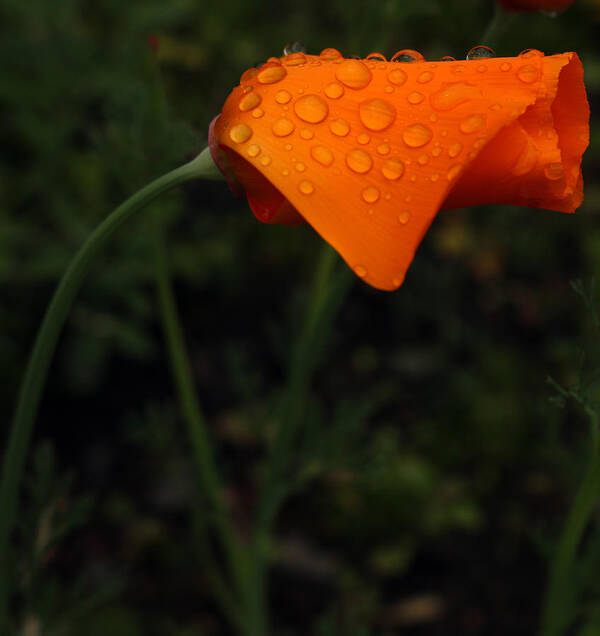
[0,148,221,630]
[540,410,600,636]
[245,246,354,635]
[152,211,247,624]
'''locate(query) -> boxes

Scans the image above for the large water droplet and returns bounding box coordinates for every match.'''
[335,59,373,89]
[459,114,486,134]
[247,144,260,158]
[466,45,495,60]
[366,52,387,62]
[517,64,540,84]
[239,91,261,112]
[519,49,544,59]
[324,82,344,99]
[329,118,350,137]
[275,90,292,104]
[417,71,434,84]
[240,68,258,84]
[430,82,480,111]
[257,63,287,84]
[346,148,373,174]
[299,180,314,194]
[272,118,295,137]
[320,47,342,60]
[448,142,463,158]
[382,158,404,180]
[359,98,396,131]
[230,124,253,144]
[362,186,380,203]
[544,162,564,181]
[283,52,307,66]
[391,49,425,63]
[408,91,424,104]
[283,41,306,56]
[354,265,368,278]
[310,145,334,166]
[294,94,329,123]
[402,123,433,148]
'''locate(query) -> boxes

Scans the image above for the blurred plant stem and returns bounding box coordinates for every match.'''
[152,210,248,631]
[246,245,354,635]
[540,410,600,636]
[0,148,221,632]
[481,3,517,50]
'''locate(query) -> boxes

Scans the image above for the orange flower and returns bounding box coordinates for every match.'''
[210,49,589,290]
[496,0,576,11]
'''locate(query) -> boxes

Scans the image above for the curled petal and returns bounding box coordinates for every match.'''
[212,53,589,290]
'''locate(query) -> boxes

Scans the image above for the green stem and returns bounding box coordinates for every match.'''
[540,410,600,636]
[480,3,517,49]
[151,210,247,626]
[246,246,354,635]
[0,148,220,630]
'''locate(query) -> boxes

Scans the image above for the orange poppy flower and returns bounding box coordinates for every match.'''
[496,0,576,11]
[210,49,589,290]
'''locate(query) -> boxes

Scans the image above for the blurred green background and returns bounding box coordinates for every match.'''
[1,0,600,633]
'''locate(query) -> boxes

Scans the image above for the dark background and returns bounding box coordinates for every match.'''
[1,0,600,633]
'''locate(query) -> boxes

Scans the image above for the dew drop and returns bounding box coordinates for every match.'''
[517,64,540,84]
[354,265,368,278]
[275,90,292,104]
[324,82,344,99]
[357,133,370,145]
[408,91,424,104]
[247,144,260,157]
[359,98,396,131]
[272,118,295,137]
[388,69,407,86]
[300,128,314,140]
[545,162,564,181]
[283,41,306,56]
[257,64,287,84]
[418,153,429,165]
[430,113,439,122]
[432,146,442,157]
[459,114,486,134]
[299,180,314,194]
[447,164,462,180]
[320,47,343,60]
[230,123,253,144]
[239,91,261,111]
[252,108,264,118]
[310,144,334,166]
[366,52,387,62]
[346,148,373,174]
[448,142,463,157]
[295,162,306,172]
[283,52,307,66]
[466,45,495,60]
[282,168,290,176]
[335,59,373,89]
[397,211,410,224]
[294,94,329,123]
[260,155,272,166]
[430,173,440,182]
[382,158,404,180]
[362,186,380,203]
[430,82,480,111]
[284,143,293,151]
[477,64,487,73]
[391,49,425,63]
[384,193,392,200]
[402,123,433,148]
[519,48,544,59]
[500,62,512,72]
[441,56,456,62]
[377,143,390,156]
[329,118,350,137]
[417,71,434,84]
[384,85,394,93]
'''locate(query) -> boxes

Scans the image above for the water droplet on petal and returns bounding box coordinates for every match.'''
[477,64,487,73]
[402,123,433,148]
[448,142,463,157]
[240,68,258,83]
[517,64,540,84]
[272,118,295,137]
[466,45,495,60]
[260,155,272,166]
[346,149,373,174]
[362,186,380,203]
[397,211,410,224]
[441,56,456,62]
[247,144,260,157]
[366,52,387,61]
[459,114,486,134]
[283,41,306,56]
[252,108,264,118]
[384,85,394,93]
[382,158,404,180]
[283,52,307,66]
[430,82,480,111]
[295,162,306,172]
[335,59,372,89]
[354,265,368,278]
[294,94,329,123]
[230,124,253,143]
[257,63,287,84]
[388,69,407,86]
[417,71,434,84]
[519,49,544,59]
[310,144,334,166]
[432,146,442,157]
[320,47,342,60]
[500,62,512,72]
[377,143,390,155]
[239,91,261,111]
[358,98,396,131]
[418,153,429,165]
[391,49,425,63]
[329,118,350,137]
[299,180,314,194]
[545,162,564,181]
[430,173,440,182]
[408,91,424,104]
[284,143,293,151]
[324,82,344,99]
[275,90,292,104]
[447,164,462,180]
[357,133,370,144]
[300,128,314,140]
[282,168,290,176]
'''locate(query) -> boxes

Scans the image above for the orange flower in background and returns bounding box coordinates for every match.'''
[496,0,576,11]
[210,48,589,290]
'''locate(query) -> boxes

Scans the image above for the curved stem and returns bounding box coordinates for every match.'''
[0,148,220,629]
[540,410,600,636]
